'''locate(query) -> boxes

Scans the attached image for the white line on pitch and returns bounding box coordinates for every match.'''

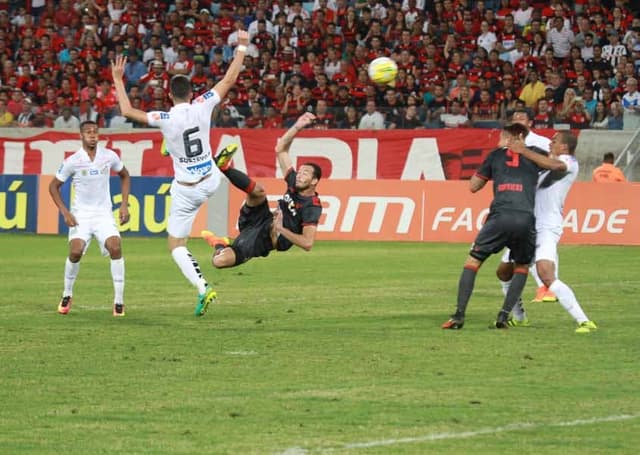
[277,413,639,454]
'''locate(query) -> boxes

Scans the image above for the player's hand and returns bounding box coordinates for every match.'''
[119,205,130,225]
[63,211,78,227]
[294,112,316,130]
[111,54,126,80]
[237,30,249,47]
[273,209,283,232]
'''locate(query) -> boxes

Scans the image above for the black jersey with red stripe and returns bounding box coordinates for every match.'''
[276,168,323,251]
[475,147,541,215]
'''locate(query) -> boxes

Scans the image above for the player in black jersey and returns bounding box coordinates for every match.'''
[202,112,323,268]
[442,122,541,330]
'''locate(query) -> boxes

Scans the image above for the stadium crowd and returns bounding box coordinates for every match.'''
[1,0,639,130]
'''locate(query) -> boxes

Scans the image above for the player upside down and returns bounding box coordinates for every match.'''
[202,112,323,268]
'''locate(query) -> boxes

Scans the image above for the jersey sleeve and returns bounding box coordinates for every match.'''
[557,154,577,175]
[475,148,497,180]
[146,111,168,127]
[284,167,296,187]
[108,149,125,173]
[55,158,75,183]
[192,89,221,115]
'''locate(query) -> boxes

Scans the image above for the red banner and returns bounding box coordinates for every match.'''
[0,128,558,179]
[229,179,640,245]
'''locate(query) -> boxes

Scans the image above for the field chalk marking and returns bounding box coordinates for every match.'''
[278,413,639,454]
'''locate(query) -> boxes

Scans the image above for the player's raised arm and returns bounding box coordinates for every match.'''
[111,55,149,125]
[275,112,316,175]
[212,30,250,100]
[510,137,567,172]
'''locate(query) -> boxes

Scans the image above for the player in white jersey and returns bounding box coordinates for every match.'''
[49,121,131,316]
[111,30,250,316]
[507,131,598,333]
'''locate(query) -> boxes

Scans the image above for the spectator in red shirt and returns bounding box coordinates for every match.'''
[244,103,265,128]
[7,88,25,117]
[54,0,79,28]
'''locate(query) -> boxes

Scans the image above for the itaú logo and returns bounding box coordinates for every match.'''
[319,196,416,233]
[0,180,28,230]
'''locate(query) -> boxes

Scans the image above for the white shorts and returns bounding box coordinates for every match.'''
[500,228,561,264]
[69,212,120,256]
[168,174,220,238]
[534,228,562,263]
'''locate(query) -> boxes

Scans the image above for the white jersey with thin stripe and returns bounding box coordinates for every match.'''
[525,129,551,154]
[55,146,124,214]
[147,89,223,184]
[535,154,578,230]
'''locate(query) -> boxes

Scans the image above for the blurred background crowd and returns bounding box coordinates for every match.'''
[1,0,639,130]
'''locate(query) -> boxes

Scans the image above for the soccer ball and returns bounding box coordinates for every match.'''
[368,57,398,85]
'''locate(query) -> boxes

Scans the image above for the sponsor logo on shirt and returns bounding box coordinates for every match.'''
[186,161,212,175]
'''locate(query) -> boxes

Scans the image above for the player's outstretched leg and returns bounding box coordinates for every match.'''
[214,144,238,171]
[201,230,232,250]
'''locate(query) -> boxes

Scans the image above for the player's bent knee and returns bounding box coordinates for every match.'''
[69,251,83,262]
[213,248,238,268]
[105,237,122,258]
[496,262,514,281]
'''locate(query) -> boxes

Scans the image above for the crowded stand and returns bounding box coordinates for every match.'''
[1,0,639,131]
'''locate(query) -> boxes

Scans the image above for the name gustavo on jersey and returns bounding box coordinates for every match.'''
[178,154,209,164]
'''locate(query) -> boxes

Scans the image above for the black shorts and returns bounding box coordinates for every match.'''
[470,211,536,264]
[231,200,275,265]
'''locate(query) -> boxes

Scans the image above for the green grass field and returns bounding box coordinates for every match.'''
[1,234,639,454]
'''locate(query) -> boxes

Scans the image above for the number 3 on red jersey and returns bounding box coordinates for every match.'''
[505,150,520,167]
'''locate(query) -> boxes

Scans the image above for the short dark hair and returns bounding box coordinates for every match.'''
[603,152,615,163]
[557,131,578,155]
[303,162,322,181]
[503,122,529,139]
[170,75,192,100]
[511,108,533,121]
[80,120,98,131]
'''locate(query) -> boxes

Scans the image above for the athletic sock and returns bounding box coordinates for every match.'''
[499,279,525,320]
[549,279,589,323]
[222,167,256,194]
[64,257,79,297]
[171,247,208,295]
[455,266,478,317]
[529,264,544,288]
[500,267,528,316]
[110,258,125,304]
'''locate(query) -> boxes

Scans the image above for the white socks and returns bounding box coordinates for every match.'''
[171,246,208,294]
[528,265,544,288]
[111,258,125,304]
[64,257,79,297]
[549,280,589,323]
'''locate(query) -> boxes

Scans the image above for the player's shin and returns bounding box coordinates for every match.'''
[456,265,478,317]
[498,268,528,322]
[548,280,589,323]
[111,258,125,304]
[171,246,208,294]
[64,257,80,297]
[222,168,256,194]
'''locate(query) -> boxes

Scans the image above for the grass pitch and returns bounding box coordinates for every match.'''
[1,234,639,454]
